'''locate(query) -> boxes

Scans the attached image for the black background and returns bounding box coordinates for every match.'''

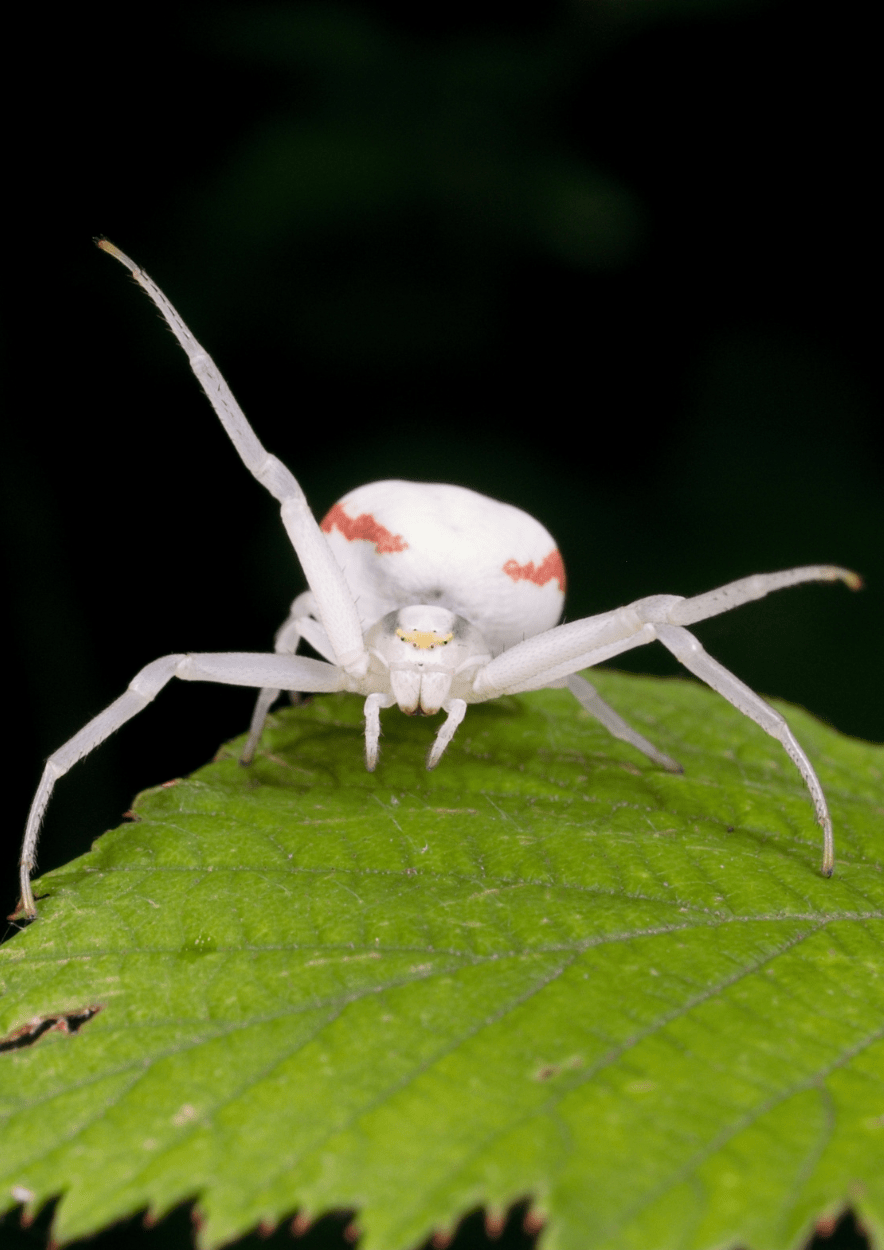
[1,2,880,1247]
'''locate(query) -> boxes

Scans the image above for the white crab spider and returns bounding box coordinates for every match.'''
[14,240,861,918]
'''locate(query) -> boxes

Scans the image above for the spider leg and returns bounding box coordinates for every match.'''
[17,652,344,919]
[655,623,834,875]
[364,692,396,770]
[473,612,656,699]
[475,564,860,702]
[97,241,368,676]
[242,613,304,765]
[241,686,289,766]
[241,592,336,764]
[427,699,468,770]
[566,674,682,773]
[470,562,860,875]
[668,565,861,626]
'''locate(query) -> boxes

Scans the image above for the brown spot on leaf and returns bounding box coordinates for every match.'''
[0,1006,101,1052]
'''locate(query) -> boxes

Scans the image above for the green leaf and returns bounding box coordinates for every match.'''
[2,671,883,1250]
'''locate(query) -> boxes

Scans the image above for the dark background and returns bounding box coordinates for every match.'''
[1,1,879,1246]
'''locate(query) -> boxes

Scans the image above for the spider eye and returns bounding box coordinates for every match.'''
[395,625,454,650]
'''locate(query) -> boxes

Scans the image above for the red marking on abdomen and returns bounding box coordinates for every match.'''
[321,503,408,554]
[502,549,566,591]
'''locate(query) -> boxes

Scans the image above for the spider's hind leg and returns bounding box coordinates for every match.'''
[241,686,287,765]
[566,673,682,773]
[240,593,330,764]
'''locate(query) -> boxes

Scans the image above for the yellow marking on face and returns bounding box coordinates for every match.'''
[396,627,454,650]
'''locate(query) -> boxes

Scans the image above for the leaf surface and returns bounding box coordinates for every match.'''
[1,671,883,1250]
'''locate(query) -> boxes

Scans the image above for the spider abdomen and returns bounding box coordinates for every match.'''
[321,480,566,653]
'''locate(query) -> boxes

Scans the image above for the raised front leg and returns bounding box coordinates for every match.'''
[96,241,368,675]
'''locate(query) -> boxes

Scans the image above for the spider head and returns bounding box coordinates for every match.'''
[366,606,491,714]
